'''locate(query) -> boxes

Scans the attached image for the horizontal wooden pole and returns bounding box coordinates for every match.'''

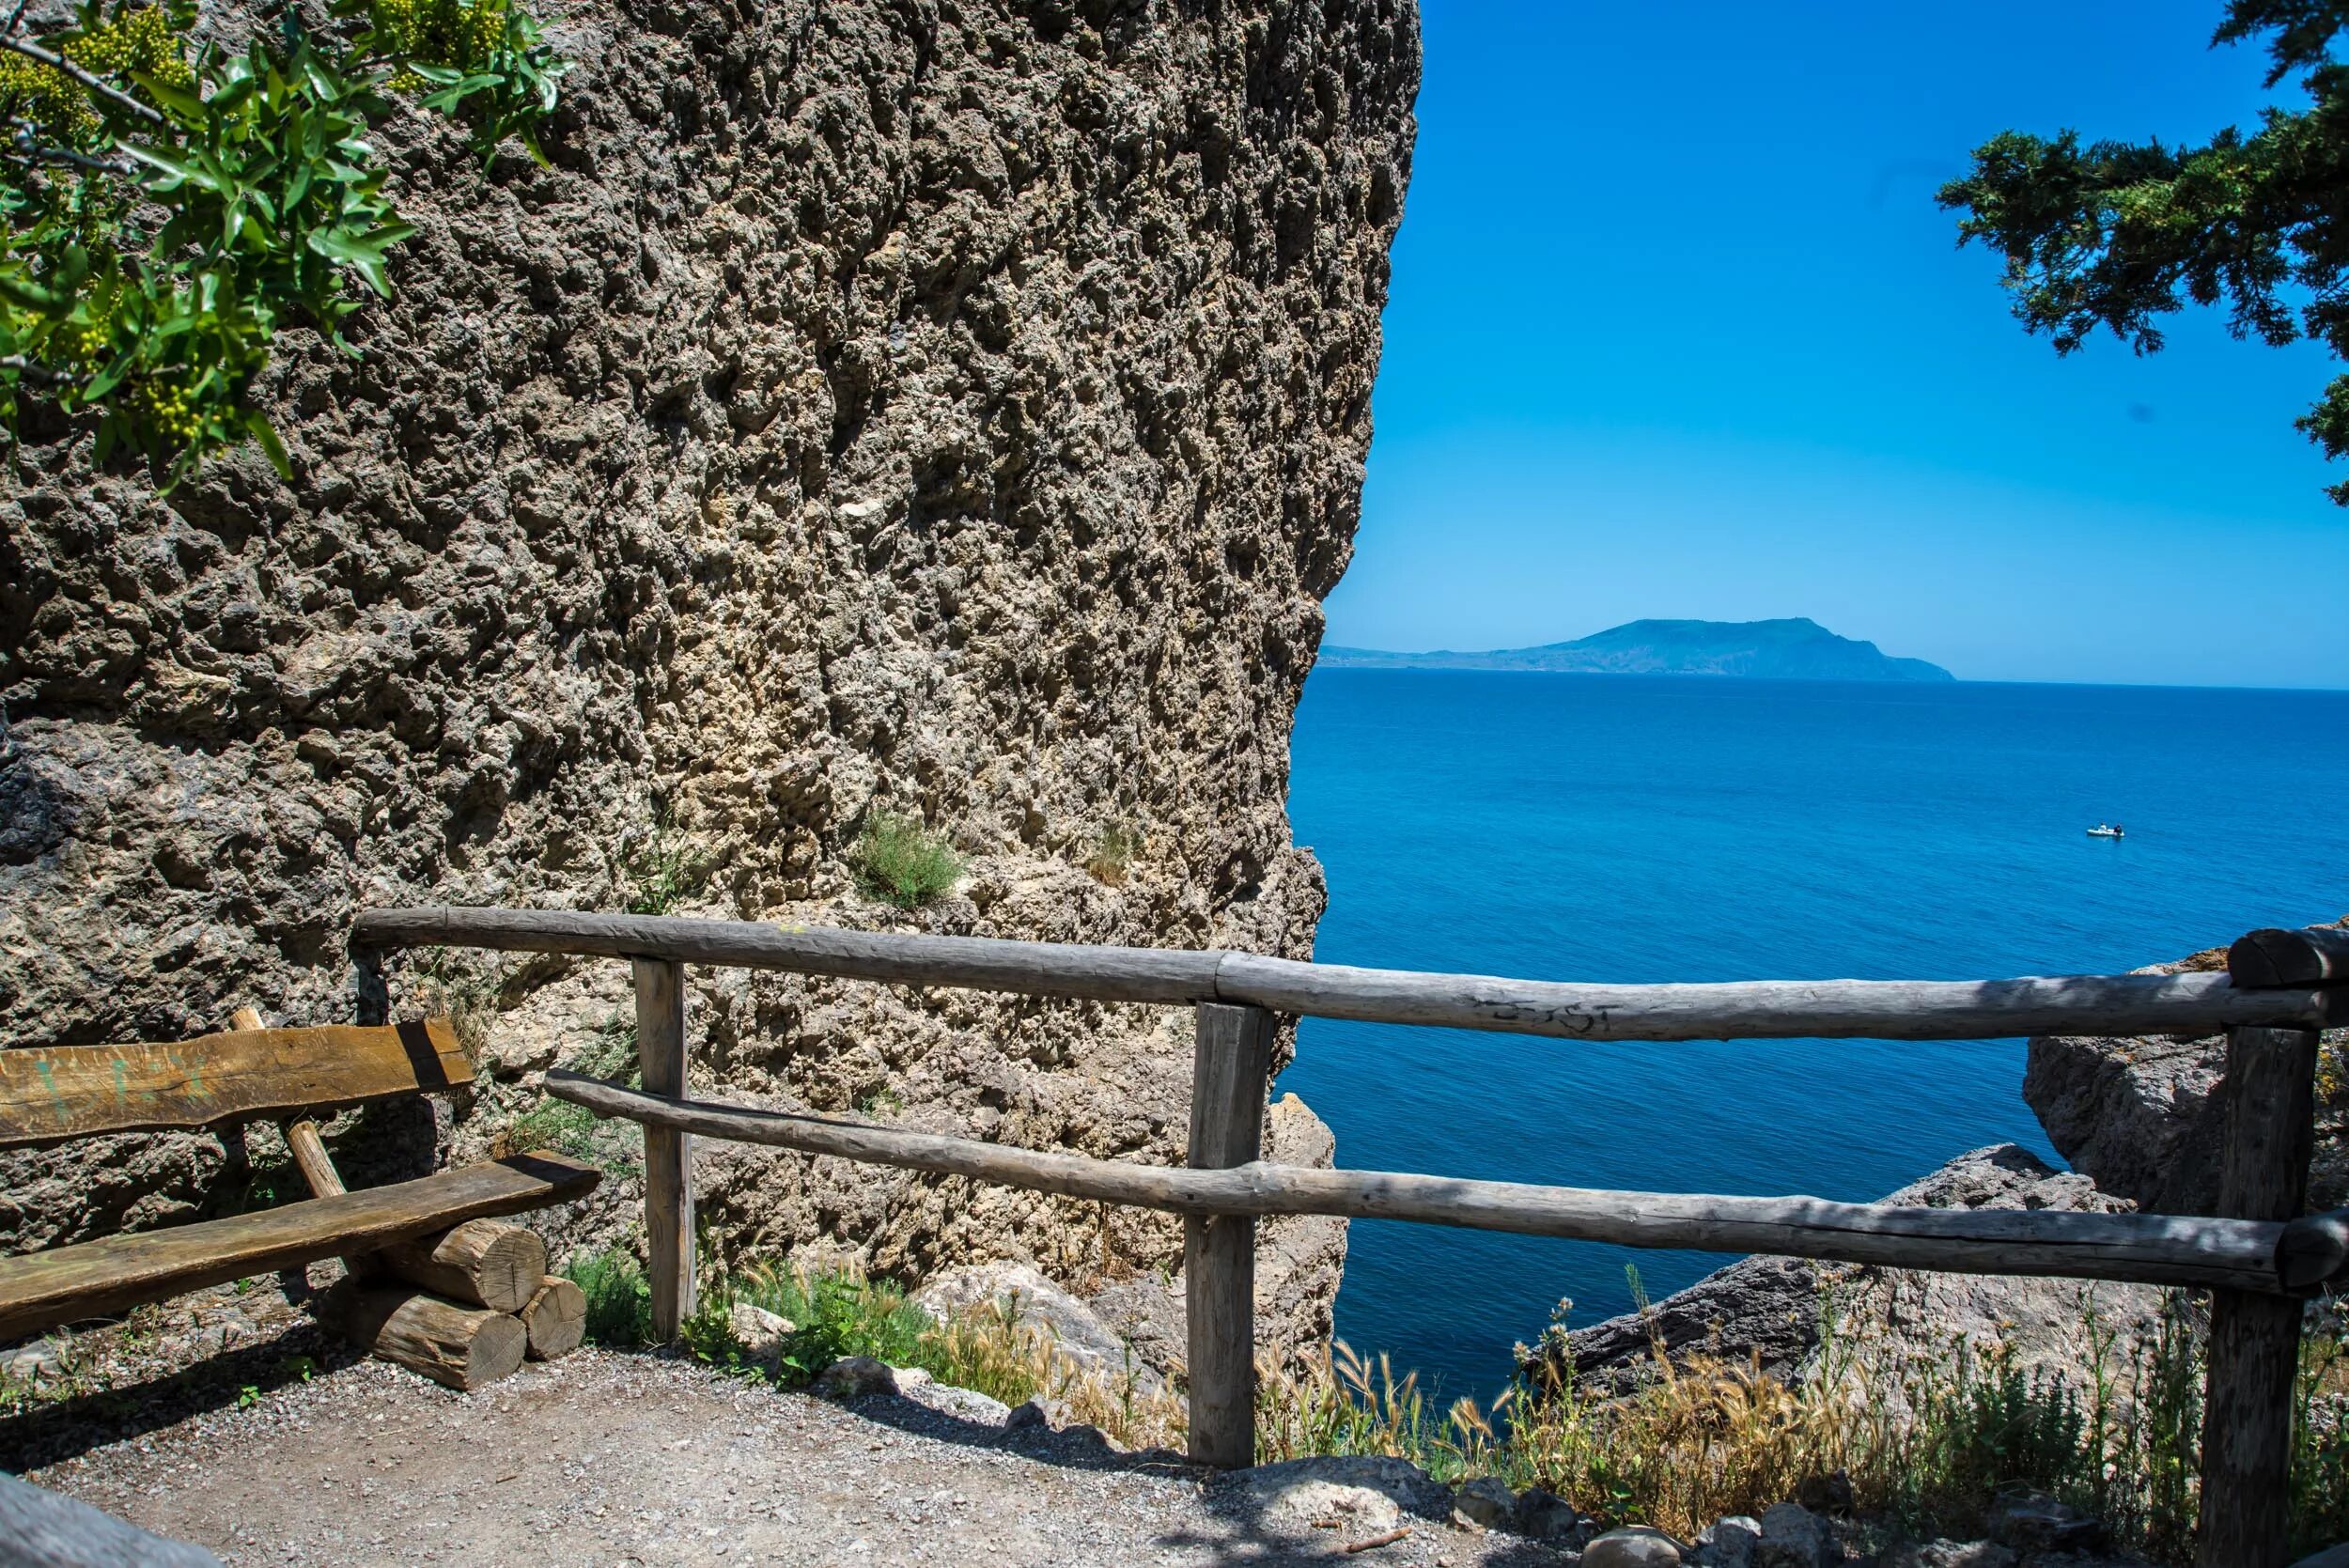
[2229,922,2349,988]
[545,1074,2310,1294]
[358,908,2339,1042]
[1212,954,2335,1042]
[0,1153,599,1343]
[353,907,1221,1005]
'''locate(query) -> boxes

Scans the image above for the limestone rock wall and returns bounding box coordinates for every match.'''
[2024,922,2348,1218]
[0,0,1421,1341]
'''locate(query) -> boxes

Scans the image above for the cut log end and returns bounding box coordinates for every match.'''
[374,1219,548,1313]
[2228,924,2349,989]
[520,1275,586,1359]
[321,1284,526,1391]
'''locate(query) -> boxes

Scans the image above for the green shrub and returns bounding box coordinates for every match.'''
[851,813,963,909]
[564,1248,652,1348]
[0,0,568,485]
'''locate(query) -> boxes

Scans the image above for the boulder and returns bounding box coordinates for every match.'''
[1983,1493,2100,1556]
[1229,1455,1450,1535]
[911,1262,1156,1391]
[727,1302,793,1369]
[1881,1544,2016,1568]
[812,1356,898,1400]
[1003,1394,1070,1431]
[1754,1502,1832,1568]
[1691,1515,1762,1567]
[1449,1475,1517,1532]
[1515,1486,1581,1545]
[1583,1527,1688,1567]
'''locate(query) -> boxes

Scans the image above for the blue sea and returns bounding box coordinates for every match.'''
[1278,670,2349,1400]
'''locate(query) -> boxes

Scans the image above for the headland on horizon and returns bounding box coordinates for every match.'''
[1319,616,1956,682]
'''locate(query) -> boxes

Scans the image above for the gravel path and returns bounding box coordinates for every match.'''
[18,1350,1570,1567]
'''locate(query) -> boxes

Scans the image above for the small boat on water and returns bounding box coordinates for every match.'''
[2087,823,2125,839]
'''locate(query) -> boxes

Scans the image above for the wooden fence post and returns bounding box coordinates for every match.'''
[1186,1001,1272,1468]
[631,956,694,1340]
[2196,1022,2319,1567]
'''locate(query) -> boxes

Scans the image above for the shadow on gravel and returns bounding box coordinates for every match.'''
[833,1388,1199,1476]
[832,1393,1573,1565]
[0,1320,360,1474]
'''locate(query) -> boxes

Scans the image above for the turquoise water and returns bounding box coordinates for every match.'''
[1279,670,2349,1399]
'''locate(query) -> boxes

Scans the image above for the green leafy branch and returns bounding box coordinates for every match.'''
[0,0,568,488]
[1938,0,2349,503]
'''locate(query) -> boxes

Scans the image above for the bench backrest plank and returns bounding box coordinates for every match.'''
[0,1019,472,1147]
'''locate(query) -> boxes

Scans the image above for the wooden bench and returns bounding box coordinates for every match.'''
[0,1010,599,1350]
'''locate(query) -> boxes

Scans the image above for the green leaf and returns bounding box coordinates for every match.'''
[243,409,291,477]
[0,273,66,314]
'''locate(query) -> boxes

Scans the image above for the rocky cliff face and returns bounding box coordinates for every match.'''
[1534,1144,2163,1398]
[2024,922,2348,1218]
[0,0,1420,1354]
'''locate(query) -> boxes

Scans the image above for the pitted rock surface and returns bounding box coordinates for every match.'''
[2024,924,2348,1218]
[0,0,1421,1347]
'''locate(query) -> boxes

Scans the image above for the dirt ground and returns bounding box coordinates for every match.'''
[9,1335,1569,1567]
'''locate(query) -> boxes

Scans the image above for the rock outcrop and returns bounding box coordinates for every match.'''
[0,0,1422,1354]
[1535,1144,2163,1397]
[2024,922,2348,1217]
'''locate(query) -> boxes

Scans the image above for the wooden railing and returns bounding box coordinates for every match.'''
[352,908,2349,1567]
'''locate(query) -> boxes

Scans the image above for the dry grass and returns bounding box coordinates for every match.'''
[1252,1281,2348,1561]
[1083,826,1142,886]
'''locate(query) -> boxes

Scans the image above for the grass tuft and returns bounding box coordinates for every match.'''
[852,813,964,909]
[1083,825,1141,886]
[624,813,711,916]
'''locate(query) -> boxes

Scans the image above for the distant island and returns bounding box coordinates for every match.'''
[1319,617,1956,682]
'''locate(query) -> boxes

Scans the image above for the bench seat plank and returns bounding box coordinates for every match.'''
[0,1020,473,1147]
[0,1152,598,1341]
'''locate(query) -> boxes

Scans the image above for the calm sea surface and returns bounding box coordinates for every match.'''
[1279,670,2349,1399]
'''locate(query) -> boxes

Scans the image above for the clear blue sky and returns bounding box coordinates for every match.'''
[1326,0,2349,687]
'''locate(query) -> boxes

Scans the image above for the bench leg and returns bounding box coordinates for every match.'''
[632,957,694,1339]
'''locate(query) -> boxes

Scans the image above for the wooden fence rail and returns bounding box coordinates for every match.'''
[351,907,2340,1040]
[355,908,2349,1568]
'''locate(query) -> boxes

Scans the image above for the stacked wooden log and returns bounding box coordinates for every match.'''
[318,1219,585,1390]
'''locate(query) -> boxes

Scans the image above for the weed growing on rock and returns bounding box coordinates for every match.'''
[498,1022,639,1169]
[851,1084,903,1117]
[623,815,711,916]
[401,948,505,1061]
[852,814,963,909]
[1083,825,1141,886]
